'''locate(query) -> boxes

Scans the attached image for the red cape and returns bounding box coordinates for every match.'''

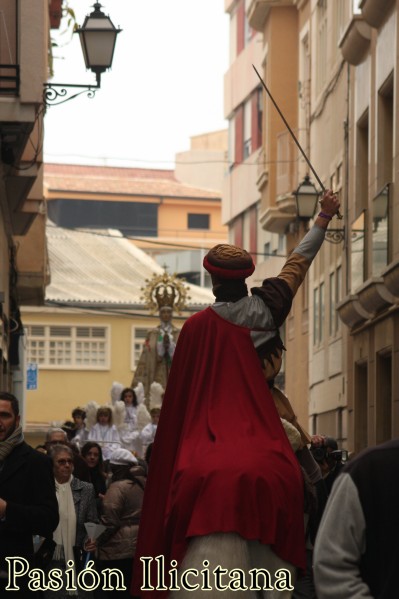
[132,307,305,596]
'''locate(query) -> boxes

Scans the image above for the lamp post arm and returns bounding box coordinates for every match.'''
[43,74,101,107]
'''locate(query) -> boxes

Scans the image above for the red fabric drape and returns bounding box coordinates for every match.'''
[132,307,305,597]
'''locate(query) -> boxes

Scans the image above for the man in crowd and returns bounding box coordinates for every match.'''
[132,189,340,598]
[0,392,59,597]
[310,435,346,495]
[313,439,399,598]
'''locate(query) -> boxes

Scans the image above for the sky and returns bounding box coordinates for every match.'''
[43,0,230,169]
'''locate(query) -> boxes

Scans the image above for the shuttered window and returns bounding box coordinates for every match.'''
[25,325,109,369]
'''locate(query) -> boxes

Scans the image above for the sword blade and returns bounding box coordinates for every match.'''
[253,64,343,220]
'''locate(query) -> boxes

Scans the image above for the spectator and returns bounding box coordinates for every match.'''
[44,444,98,598]
[0,392,59,598]
[310,435,347,495]
[313,439,399,598]
[97,448,146,597]
[81,441,107,506]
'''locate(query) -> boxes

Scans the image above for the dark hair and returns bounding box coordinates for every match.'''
[120,387,138,407]
[81,442,105,470]
[0,392,19,416]
[72,407,86,419]
[81,442,107,496]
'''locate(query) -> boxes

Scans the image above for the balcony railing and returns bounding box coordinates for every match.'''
[0,0,19,95]
[0,64,19,94]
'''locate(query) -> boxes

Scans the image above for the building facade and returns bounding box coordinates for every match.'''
[44,161,227,287]
[223,0,394,450]
[338,0,399,452]
[0,0,54,417]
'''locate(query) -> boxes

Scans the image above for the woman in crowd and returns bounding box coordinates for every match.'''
[97,448,146,598]
[45,444,98,598]
[81,442,108,510]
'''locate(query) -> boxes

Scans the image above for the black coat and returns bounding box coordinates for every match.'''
[0,442,59,569]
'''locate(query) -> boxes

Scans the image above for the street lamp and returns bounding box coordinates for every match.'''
[293,175,320,220]
[293,175,345,243]
[43,2,121,106]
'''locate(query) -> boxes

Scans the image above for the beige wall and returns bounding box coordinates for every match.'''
[0,0,48,395]
[261,7,299,213]
[341,1,399,451]
[20,0,49,101]
[175,130,228,193]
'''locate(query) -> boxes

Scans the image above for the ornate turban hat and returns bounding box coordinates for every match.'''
[203,244,255,279]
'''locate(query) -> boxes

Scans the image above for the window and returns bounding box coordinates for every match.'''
[249,206,257,264]
[313,288,319,345]
[228,117,236,168]
[243,98,252,159]
[330,267,343,336]
[356,110,369,211]
[252,87,263,151]
[319,282,325,343]
[329,272,336,337]
[187,213,210,230]
[47,199,158,236]
[377,74,393,189]
[336,265,342,332]
[351,212,366,291]
[234,105,244,164]
[25,325,109,369]
[372,185,389,276]
[313,283,324,345]
[131,327,148,370]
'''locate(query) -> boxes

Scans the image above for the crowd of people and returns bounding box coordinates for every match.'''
[0,384,160,599]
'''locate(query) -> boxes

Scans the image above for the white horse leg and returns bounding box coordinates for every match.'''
[169,532,257,598]
[247,541,296,599]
